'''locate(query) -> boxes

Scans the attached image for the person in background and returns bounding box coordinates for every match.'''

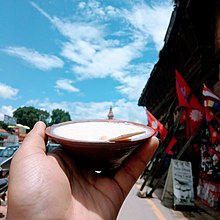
[6,121,158,220]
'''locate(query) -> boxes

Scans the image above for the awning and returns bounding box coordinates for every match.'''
[16,124,30,130]
[0,131,10,137]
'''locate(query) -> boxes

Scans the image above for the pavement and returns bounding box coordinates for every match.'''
[117,179,220,220]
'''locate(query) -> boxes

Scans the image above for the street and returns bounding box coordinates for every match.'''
[117,179,220,220]
[117,179,174,220]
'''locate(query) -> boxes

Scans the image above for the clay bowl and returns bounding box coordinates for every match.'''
[46,120,155,172]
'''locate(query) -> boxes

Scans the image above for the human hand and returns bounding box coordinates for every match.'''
[6,121,158,220]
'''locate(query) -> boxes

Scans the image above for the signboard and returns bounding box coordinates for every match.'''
[162,159,194,209]
[4,115,17,126]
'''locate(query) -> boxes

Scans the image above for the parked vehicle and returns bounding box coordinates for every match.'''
[0,144,20,165]
[0,144,20,201]
[0,147,5,153]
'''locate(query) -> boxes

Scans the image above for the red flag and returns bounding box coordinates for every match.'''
[165,137,177,155]
[146,109,177,155]
[208,146,220,159]
[208,124,220,144]
[146,109,168,141]
[202,84,220,109]
[175,70,204,139]
[175,70,191,108]
[179,109,187,124]
[204,107,215,122]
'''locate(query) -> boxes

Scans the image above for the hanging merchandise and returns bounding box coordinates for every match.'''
[202,85,220,145]
[197,85,220,209]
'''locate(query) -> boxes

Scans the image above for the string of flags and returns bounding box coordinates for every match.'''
[202,84,220,145]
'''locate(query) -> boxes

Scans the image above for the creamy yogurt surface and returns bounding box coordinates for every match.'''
[52,121,152,142]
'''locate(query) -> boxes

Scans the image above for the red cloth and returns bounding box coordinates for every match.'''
[146,109,176,155]
[176,70,191,108]
[208,124,220,144]
[146,109,168,141]
[208,146,220,159]
[165,137,177,155]
[175,70,204,139]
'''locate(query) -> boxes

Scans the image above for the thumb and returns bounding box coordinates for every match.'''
[15,121,47,160]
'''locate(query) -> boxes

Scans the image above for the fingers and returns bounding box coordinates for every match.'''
[114,136,159,197]
[15,121,47,159]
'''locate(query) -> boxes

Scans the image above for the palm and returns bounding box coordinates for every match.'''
[47,149,125,220]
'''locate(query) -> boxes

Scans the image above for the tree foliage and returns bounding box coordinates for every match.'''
[11,107,71,130]
[13,106,50,129]
[50,109,71,125]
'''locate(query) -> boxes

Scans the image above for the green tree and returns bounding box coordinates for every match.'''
[13,106,50,130]
[50,109,71,125]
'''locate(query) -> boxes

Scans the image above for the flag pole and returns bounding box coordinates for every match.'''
[140,106,182,191]
[140,122,203,198]
[140,97,178,190]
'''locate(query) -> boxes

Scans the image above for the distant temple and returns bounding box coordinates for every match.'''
[107,106,114,120]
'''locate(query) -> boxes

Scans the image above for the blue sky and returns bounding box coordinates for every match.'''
[0,0,173,124]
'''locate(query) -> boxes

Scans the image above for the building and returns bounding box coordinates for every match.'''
[138,0,220,210]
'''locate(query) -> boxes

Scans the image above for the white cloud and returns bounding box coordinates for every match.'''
[2,47,64,71]
[31,3,149,79]
[114,62,153,100]
[71,44,140,79]
[125,1,173,50]
[0,83,19,99]
[55,79,80,93]
[0,105,15,121]
[77,0,121,20]
[29,1,172,101]
[116,74,147,100]
[48,17,104,42]
[26,98,147,124]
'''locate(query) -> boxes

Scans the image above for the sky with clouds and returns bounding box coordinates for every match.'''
[0,0,173,125]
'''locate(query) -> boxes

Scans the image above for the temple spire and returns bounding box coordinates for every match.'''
[107,106,114,120]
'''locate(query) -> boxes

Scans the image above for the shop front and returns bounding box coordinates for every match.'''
[138,0,220,211]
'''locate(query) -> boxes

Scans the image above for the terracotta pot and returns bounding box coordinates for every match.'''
[46,119,155,171]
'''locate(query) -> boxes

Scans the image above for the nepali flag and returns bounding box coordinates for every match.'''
[204,107,220,124]
[208,124,220,144]
[146,109,168,141]
[165,137,177,155]
[176,70,191,108]
[204,108,220,144]
[208,146,220,159]
[146,109,177,155]
[202,84,220,109]
[175,70,204,139]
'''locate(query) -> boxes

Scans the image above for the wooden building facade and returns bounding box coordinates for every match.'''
[138,0,220,210]
[139,0,220,117]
